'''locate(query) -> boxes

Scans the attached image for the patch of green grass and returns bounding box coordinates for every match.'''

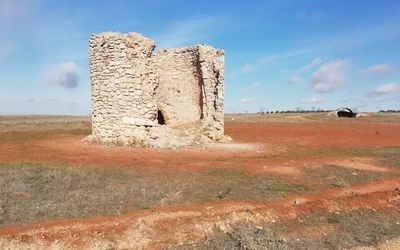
[61,128,92,135]
[374,146,400,169]
[252,153,292,159]
[309,147,374,157]
[307,146,400,175]
[216,188,231,199]
[0,164,314,227]
[0,129,91,143]
[265,179,311,193]
[0,162,182,227]
[303,165,395,188]
[309,146,400,167]
[327,215,340,224]
[204,167,248,177]
[202,167,314,201]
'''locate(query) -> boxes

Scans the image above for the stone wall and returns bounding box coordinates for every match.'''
[88,32,226,148]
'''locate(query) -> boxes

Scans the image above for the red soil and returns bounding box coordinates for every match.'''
[0,119,399,249]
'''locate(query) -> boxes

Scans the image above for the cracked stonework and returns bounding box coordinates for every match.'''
[87,32,231,148]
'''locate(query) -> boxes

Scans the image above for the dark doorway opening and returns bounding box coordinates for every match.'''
[157,110,165,125]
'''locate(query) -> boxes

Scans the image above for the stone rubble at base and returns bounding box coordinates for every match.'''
[87,32,229,148]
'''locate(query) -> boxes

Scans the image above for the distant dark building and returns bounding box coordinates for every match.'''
[336,107,357,118]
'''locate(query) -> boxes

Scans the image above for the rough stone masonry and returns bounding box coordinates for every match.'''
[87,32,228,148]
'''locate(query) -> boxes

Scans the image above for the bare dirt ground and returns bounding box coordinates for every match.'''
[0,113,400,249]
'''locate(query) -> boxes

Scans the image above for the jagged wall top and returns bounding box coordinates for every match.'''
[88,32,226,148]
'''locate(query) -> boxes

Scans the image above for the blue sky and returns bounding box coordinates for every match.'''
[1,0,400,115]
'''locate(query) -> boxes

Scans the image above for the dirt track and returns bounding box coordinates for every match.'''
[0,114,400,249]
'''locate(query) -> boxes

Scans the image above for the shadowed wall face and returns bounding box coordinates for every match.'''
[154,48,203,126]
[88,32,225,147]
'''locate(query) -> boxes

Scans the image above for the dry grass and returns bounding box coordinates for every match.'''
[0,115,91,133]
[203,167,313,200]
[170,209,400,250]
[364,112,400,124]
[1,114,400,248]
[374,146,400,169]
[303,165,395,188]
[224,112,400,124]
[309,146,400,169]
[0,129,92,144]
[0,164,312,227]
[225,113,328,124]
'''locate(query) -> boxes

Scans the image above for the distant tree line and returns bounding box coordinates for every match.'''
[257,109,334,114]
[233,109,400,115]
[378,109,400,113]
[252,109,400,114]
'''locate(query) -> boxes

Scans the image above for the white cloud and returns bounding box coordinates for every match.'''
[301,57,322,71]
[310,59,350,92]
[40,62,80,89]
[300,95,325,103]
[251,81,261,88]
[242,63,255,73]
[367,82,400,96]
[360,95,395,104]
[288,76,302,84]
[360,64,396,78]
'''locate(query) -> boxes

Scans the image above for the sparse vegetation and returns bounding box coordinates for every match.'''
[375,146,400,169]
[203,167,313,201]
[0,129,92,144]
[169,209,400,250]
[225,112,400,124]
[303,164,396,188]
[0,164,312,227]
[0,115,91,133]
[1,113,400,249]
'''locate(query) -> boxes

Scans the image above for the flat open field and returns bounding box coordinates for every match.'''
[1,113,400,249]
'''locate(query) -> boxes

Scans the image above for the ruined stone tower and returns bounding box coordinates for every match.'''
[88,32,226,148]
